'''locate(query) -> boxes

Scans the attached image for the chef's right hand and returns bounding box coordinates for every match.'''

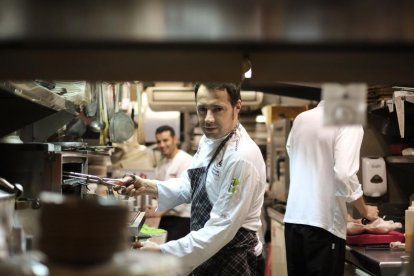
[364,205,379,222]
[114,174,145,197]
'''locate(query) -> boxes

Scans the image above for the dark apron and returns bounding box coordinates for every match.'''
[188,128,259,276]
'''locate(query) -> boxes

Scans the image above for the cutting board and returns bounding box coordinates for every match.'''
[346,231,405,245]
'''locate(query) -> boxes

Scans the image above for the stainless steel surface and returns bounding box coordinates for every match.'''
[128,211,146,237]
[0,180,18,235]
[346,245,408,276]
[267,206,285,224]
[0,0,414,82]
[267,206,408,275]
[267,119,291,202]
[0,177,23,198]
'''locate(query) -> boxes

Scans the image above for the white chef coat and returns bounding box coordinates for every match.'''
[155,149,192,218]
[157,124,266,275]
[283,101,364,240]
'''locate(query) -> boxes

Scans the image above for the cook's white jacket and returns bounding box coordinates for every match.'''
[284,101,364,240]
[157,124,266,275]
[155,149,193,218]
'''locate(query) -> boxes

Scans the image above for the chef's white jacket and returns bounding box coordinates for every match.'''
[155,149,193,218]
[157,124,266,275]
[283,101,364,240]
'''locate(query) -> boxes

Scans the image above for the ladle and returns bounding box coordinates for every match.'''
[89,83,105,133]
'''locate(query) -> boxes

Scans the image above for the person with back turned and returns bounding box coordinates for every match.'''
[283,100,379,276]
[116,82,266,275]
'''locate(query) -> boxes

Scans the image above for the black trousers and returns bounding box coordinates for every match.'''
[284,223,345,276]
[158,216,190,242]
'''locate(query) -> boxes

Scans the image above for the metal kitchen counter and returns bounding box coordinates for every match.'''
[345,244,408,275]
[267,206,285,224]
[267,206,408,276]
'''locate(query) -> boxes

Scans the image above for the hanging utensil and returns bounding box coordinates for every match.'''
[65,106,87,138]
[90,83,105,133]
[100,82,110,145]
[85,82,98,118]
[109,83,134,143]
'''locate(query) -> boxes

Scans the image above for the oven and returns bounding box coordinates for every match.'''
[0,142,88,249]
[266,119,292,203]
[0,143,88,200]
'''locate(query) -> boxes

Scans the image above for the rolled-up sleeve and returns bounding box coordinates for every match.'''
[334,126,364,202]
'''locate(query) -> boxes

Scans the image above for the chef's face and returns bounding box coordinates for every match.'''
[196,85,241,139]
[155,130,177,159]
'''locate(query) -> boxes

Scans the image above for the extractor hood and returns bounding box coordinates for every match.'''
[0,82,77,138]
[146,86,264,112]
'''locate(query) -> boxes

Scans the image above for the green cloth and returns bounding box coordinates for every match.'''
[139,224,167,235]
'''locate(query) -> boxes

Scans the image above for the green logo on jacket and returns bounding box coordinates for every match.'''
[229,177,240,193]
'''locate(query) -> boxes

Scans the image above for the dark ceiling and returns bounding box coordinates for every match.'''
[0,0,414,85]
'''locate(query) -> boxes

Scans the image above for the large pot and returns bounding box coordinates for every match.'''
[0,178,22,233]
[0,177,24,257]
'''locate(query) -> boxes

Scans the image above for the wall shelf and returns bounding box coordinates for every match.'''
[385,156,414,164]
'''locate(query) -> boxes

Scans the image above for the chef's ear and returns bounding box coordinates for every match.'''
[235,99,242,112]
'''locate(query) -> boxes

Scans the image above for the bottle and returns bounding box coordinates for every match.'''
[405,201,414,252]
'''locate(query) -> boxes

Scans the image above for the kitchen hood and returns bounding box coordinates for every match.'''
[0,82,77,139]
[146,86,264,112]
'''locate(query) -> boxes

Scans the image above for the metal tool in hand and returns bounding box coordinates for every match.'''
[62,171,130,187]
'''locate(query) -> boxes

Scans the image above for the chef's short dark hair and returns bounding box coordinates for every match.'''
[194,82,241,107]
[155,125,175,137]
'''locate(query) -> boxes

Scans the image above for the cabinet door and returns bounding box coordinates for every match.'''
[271,220,287,276]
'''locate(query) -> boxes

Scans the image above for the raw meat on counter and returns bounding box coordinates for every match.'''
[346,215,403,235]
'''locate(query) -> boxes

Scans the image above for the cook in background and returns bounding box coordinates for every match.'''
[116,82,266,276]
[144,125,192,242]
[283,100,379,276]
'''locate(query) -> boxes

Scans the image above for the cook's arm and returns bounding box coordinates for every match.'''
[353,196,379,222]
[334,126,365,201]
[121,174,158,198]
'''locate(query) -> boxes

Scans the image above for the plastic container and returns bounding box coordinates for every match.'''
[405,201,414,252]
[361,156,387,197]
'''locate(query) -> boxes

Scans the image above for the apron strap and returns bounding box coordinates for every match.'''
[206,124,238,171]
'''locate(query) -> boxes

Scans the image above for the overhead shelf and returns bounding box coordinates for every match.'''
[0,82,77,113]
[0,81,78,138]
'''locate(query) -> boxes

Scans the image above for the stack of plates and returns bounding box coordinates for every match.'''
[39,192,129,266]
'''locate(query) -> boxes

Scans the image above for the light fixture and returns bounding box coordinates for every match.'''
[255,114,266,123]
[244,68,252,79]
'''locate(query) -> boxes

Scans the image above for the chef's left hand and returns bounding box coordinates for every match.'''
[132,240,161,252]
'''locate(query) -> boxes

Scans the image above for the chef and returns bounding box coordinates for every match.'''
[116,82,266,275]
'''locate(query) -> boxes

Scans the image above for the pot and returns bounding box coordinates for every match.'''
[0,178,24,257]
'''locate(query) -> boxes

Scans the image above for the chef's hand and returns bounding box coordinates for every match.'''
[113,174,159,198]
[132,240,161,252]
[144,205,159,218]
[113,174,144,196]
[364,205,380,222]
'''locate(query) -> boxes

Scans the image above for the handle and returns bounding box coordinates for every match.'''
[0,177,23,197]
[276,155,285,180]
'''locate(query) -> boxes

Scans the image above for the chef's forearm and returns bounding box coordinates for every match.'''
[352,196,369,218]
[141,178,158,198]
